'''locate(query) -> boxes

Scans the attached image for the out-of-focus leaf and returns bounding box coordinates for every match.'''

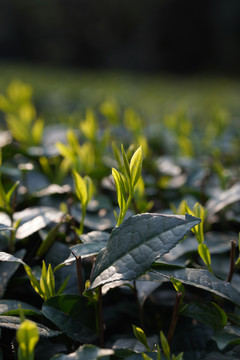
[52,344,114,360]
[13,206,64,239]
[79,231,110,244]
[0,250,26,298]
[71,206,117,231]
[0,131,12,147]
[0,300,41,316]
[36,222,63,258]
[156,156,181,177]
[0,224,14,232]
[135,281,161,307]
[181,301,227,331]
[33,184,71,197]
[42,295,97,342]
[211,331,240,351]
[90,213,200,289]
[0,316,61,337]
[206,182,240,217]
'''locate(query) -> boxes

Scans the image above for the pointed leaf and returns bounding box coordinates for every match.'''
[42,295,97,342]
[90,213,200,289]
[160,331,170,360]
[6,180,19,205]
[47,264,55,297]
[130,146,143,188]
[132,325,150,351]
[24,264,44,299]
[121,144,131,181]
[149,268,240,307]
[112,168,126,211]
[198,243,211,268]
[73,170,87,205]
[36,222,62,258]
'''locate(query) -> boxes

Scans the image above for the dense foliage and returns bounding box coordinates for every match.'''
[0,79,239,360]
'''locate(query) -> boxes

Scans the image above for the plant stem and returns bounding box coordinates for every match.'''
[72,252,84,296]
[227,240,236,283]
[79,206,86,235]
[98,286,104,348]
[167,292,182,346]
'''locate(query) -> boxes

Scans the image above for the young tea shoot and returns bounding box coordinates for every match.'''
[112,144,143,226]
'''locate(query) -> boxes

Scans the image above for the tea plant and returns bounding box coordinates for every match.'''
[0,80,239,360]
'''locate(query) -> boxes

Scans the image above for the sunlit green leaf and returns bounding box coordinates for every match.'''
[132,325,150,351]
[130,146,143,188]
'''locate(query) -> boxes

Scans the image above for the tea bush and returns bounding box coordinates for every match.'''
[0,80,239,359]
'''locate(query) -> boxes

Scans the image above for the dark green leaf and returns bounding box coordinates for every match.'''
[42,295,97,342]
[112,335,159,353]
[64,242,108,265]
[52,344,114,360]
[211,331,240,351]
[90,213,200,289]
[0,300,41,316]
[0,316,61,337]
[149,268,240,307]
[0,250,26,298]
[181,301,227,331]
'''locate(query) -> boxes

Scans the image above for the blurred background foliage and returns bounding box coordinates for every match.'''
[1,0,240,74]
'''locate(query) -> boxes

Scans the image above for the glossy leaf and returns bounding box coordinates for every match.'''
[149,268,240,307]
[13,207,63,239]
[42,295,97,342]
[90,213,200,289]
[0,316,61,337]
[52,344,114,360]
